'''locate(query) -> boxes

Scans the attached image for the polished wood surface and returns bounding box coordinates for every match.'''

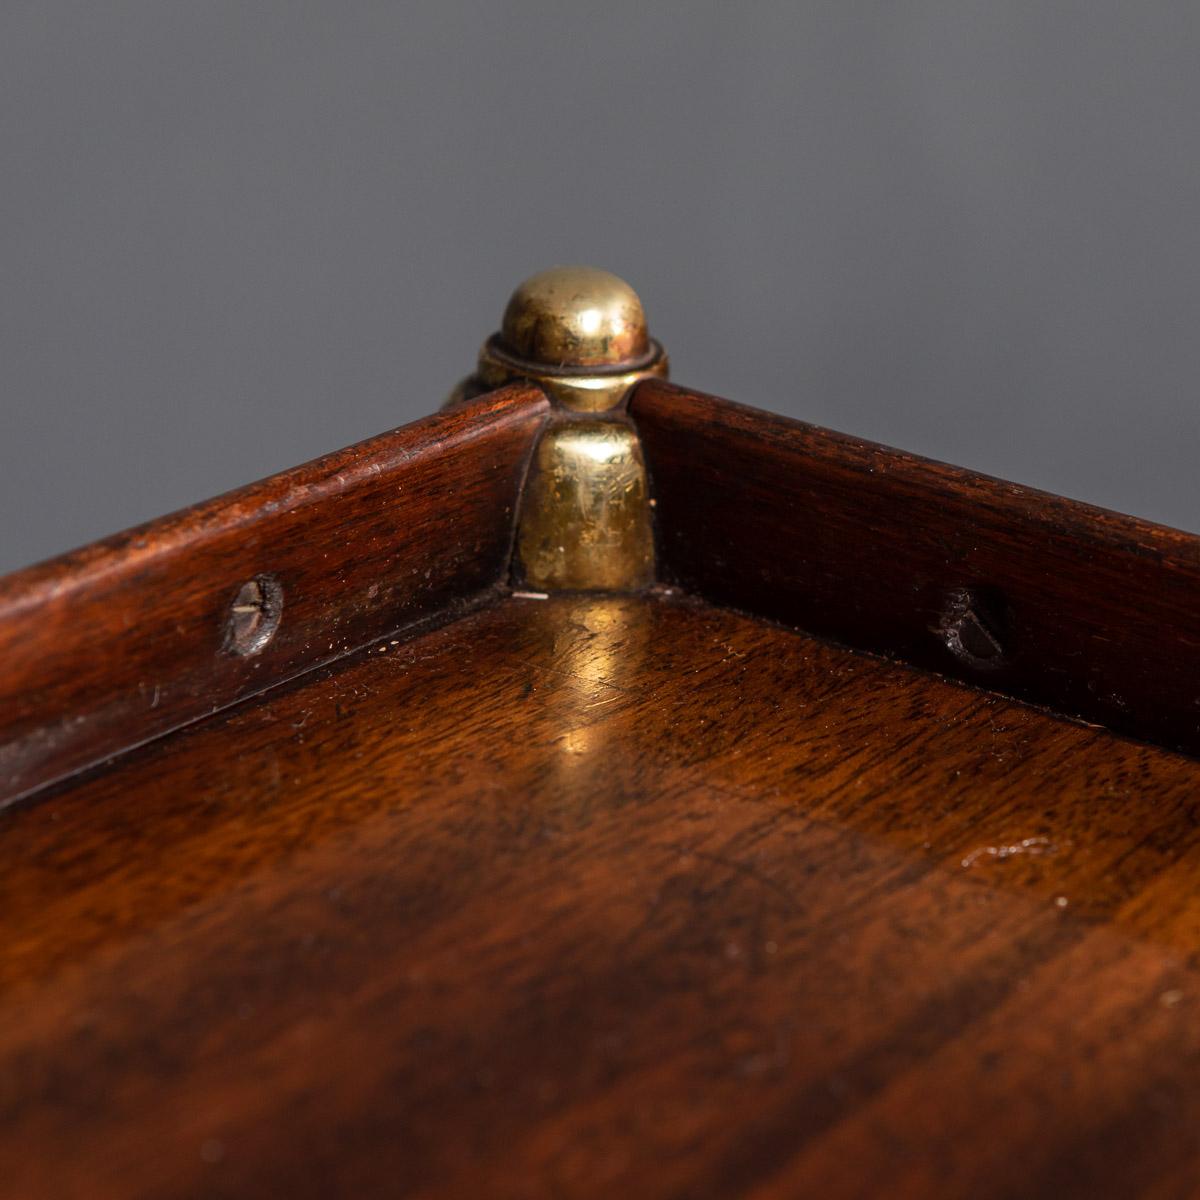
[5,591,1200,1198]
[0,383,548,806]
[632,378,1200,759]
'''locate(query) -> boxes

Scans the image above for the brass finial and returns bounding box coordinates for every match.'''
[441,267,660,589]
[499,266,652,368]
[469,265,668,412]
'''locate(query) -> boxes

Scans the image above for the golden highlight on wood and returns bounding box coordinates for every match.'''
[515,421,654,591]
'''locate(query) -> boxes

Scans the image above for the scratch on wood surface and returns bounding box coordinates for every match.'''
[960,836,1057,869]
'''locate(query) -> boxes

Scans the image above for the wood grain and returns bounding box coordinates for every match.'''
[631,379,1200,759]
[0,383,548,806]
[4,592,1200,1198]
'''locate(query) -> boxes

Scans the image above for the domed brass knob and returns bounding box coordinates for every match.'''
[499,266,652,369]
[466,265,668,412]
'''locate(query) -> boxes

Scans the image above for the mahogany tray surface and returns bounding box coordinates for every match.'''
[7,266,1200,1199]
[5,590,1200,1199]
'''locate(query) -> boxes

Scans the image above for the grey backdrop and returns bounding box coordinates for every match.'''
[3,2,1199,573]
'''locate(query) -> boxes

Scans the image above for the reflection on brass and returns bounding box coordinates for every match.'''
[475,347,668,413]
[446,265,668,413]
[446,267,661,591]
[501,266,651,367]
[515,421,654,591]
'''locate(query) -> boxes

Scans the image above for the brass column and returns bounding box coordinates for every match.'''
[453,267,666,592]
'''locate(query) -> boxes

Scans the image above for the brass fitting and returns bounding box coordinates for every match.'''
[514,420,654,592]
[449,266,669,414]
[451,266,662,592]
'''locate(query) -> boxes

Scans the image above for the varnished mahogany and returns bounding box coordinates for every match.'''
[4,594,1200,1198]
[632,379,1200,760]
[6,368,1200,1199]
[0,383,547,805]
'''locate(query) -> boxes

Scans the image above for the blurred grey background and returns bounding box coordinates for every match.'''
[3,2,1199,573]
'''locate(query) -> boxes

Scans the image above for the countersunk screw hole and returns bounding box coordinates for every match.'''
[940,587,1007,670]
[224,575,283,657]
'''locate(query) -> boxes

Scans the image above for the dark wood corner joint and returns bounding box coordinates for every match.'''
[0,383,550,806]
[630,378,1200,758]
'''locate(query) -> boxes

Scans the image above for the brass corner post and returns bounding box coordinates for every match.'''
[455,266,665,592]
[516,419,653,592]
